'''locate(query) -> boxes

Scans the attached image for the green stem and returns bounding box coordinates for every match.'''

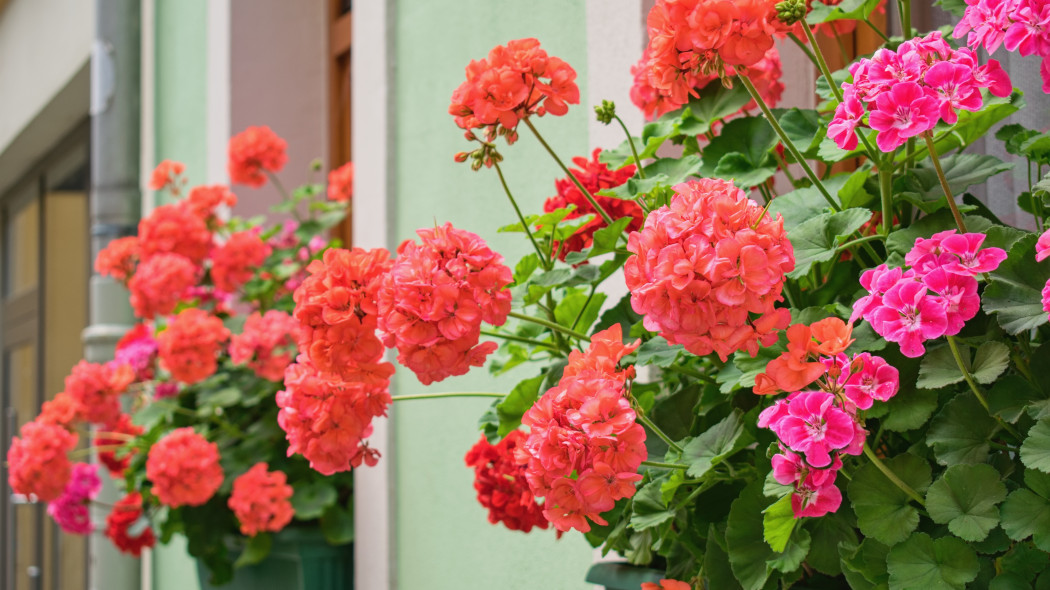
[523,118,615,225]
[614,114,645,179]
[923,133,967,233]
[770,147,798,187]
[831,28,850,64]
[879,164,894,238]
[946,335,1023,441]
[664,364,717,386]
[863,444,926,507]
[641,460,689,470]
[571,287,597,331]
[900,0,912,38]
[493,161,551,270]
[480,330,561,352]
[835,234,885,257]
[863,17,890,42]
[737,74,840,212]
[508,310,589,342]
[787,33,818,65]
[637,412,684,454]
[264,170,302,222]
[390,392,506,402]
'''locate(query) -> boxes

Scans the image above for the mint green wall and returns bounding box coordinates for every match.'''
[153,0,207,185]
[152,1,207,589]
[392,1,597,588]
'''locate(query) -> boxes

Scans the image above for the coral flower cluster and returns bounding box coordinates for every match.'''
[630,45,784,121]
[229,310,301,381]
[625,178,794,361]
[464,430,549,533]
[228,463,295,536]
[639,0,794,107]
[543,150,643,259]
[156,308,231,384]
[227,125,288,188]
[47,463,102,534]
[283,247,395,473]
[519,325,646,533]
[377,224,513,385]
[955,0,1050,92]
[851,231,1007,357]
[756,318,900,517]
[105,492,155,557]
[7,420,78,502]
[211,230,272,294]
[449,38,579,144]
[63,360,135,426]
[328,161,354,202]
[145,427,225,508]
[829,31,1012,152]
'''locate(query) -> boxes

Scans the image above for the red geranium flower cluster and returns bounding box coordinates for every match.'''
[105,492,156,556]
[449,38,579,144]
[641,0,793,106]
[830,31,1011,152]
[211,230,271,293]
[630,45,784,121]
[38,392,81,430]
[277,356,389,474]
[955,0,1050,92]
[138,202,213,264]
[757,319,899,518]
[145,427,224,508]
[128,253,200,319]
[519,325,646,533]
[328,161,354,202]
[6,420,78,502]
[95,413,144,478]
[156,308,230,384]
[625,178,794,362]
[228,463,295,537]
[464,430,548,533]
[377,223,513,385]
[543,150,643,260]
[95,236,139,282]
[64,360,135,426]
[851,231,1006,357]
[229,310,301,381]
[228,125,288,188]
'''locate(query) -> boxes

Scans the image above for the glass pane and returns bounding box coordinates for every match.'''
[7,344,36,430]
[44,179,89,399]
[5,197,40,298]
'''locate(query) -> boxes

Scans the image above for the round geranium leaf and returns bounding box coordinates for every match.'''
[1001,489,1050,552]
[927,394,998,466]
[925,463,1007,542]
[1021,417,1050,474]
[886,532,979,590]
[847,453,931,546]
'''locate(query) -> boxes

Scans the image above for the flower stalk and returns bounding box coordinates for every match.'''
[523,117,616,225]
[923,132,967,233]
[862,444,926,507]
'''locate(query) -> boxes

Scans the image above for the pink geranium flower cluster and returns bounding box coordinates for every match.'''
[757,319,900,518]
[377,223,513,385]
[955,0,1050,92]
[114,323,159,382]
[624,178,794,361]
[851,231,1007,357]
[64,360,135,426]
[283,247,395,474]
[830,31,1012,152]
[1036,228,1050,315]
[145,427,224,508]
[519,326,646,533]
[47,463,102,534]
[6,420,78,502]
[630,45,784,121]
[228,463,295,537]
[210,230,272,294]
[449,38,579,144]
[156,308,231,385]
[543,150,642,260]
[229,310,301,381]
[639,0,793,106]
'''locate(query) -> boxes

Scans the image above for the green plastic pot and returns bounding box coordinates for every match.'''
[586,562,665,590]
[196,528,353,590]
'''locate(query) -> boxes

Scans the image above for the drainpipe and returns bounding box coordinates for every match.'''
[85,1,141,589]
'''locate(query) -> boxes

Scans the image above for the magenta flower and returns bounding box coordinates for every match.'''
[829,91,865,150]
[793,479,843,518]
[47,462,102,535]
[1037,228,1050,262]
[871,280,949,357]
[924,61,983,125]
[842,353,900,410]
[770,391,856,468]
[868,82,940,151]
[954,0,1012,53]
[1004,1,1050,57]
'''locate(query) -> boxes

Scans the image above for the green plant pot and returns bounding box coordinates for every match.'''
[585,562,665,590]
[196,528,353,590]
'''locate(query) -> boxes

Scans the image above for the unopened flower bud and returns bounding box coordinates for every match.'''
[454,152,469,163]
[594,100,616,125]
[775,0,807,25]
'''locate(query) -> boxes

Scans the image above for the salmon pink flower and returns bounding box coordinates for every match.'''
[186,185,237,221]
[228,463,295,536]
[105,492,155,556]
[148,160,185,191]
[465,431,548,533]
[327,161,354,202]
[128,253,199,319]
[38,393,81,430]
[228,126,288,188]
[229,310,300,381]
[145,427,224,508]
[64,360,135,426]
[156,308,230,384]
[95,236,139,282]
[138,202,213,264]
[841,353,900,410]
[7,420,78,502]
[211,230,271,293]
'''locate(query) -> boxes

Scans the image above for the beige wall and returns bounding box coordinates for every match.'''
[229,0,327,220]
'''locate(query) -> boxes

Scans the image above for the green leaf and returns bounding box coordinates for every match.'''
[132,401,174,430]
[917,345,966,389]
[687,82,753,131]
[896,154,1013,214]
[787,208,872,279]
[808,0,882,23]
[886,532,979,590]
[1022,418,1050,474]
[927,394,999,466]
[925,463,1008,542]
[713,152,777,188]
[841,538,891,588]
[999,124,1043,157]
[682,409,753,478]
[513,254,540,285]
[635,337,684,367]
[985,233,1050,334]
[705,528,745,590]
[880,387,939,432]
[320,503,354,545]
[991,572,1034,590]
[1002,542,1050,583]
[726,484,808,590]
[291,481,337,520]
[234,533,272,568]
[847,453,931,546]
[989,375,1045,424]
[554,291,607,334]
[778,108,823,156]
[805,512,858,576]
[1001,482,1050,552]
[630,477,675,531]
[972,343,1011,384]
[762,494,797,553]
[699,117,779,181]
[495,374,545,437]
